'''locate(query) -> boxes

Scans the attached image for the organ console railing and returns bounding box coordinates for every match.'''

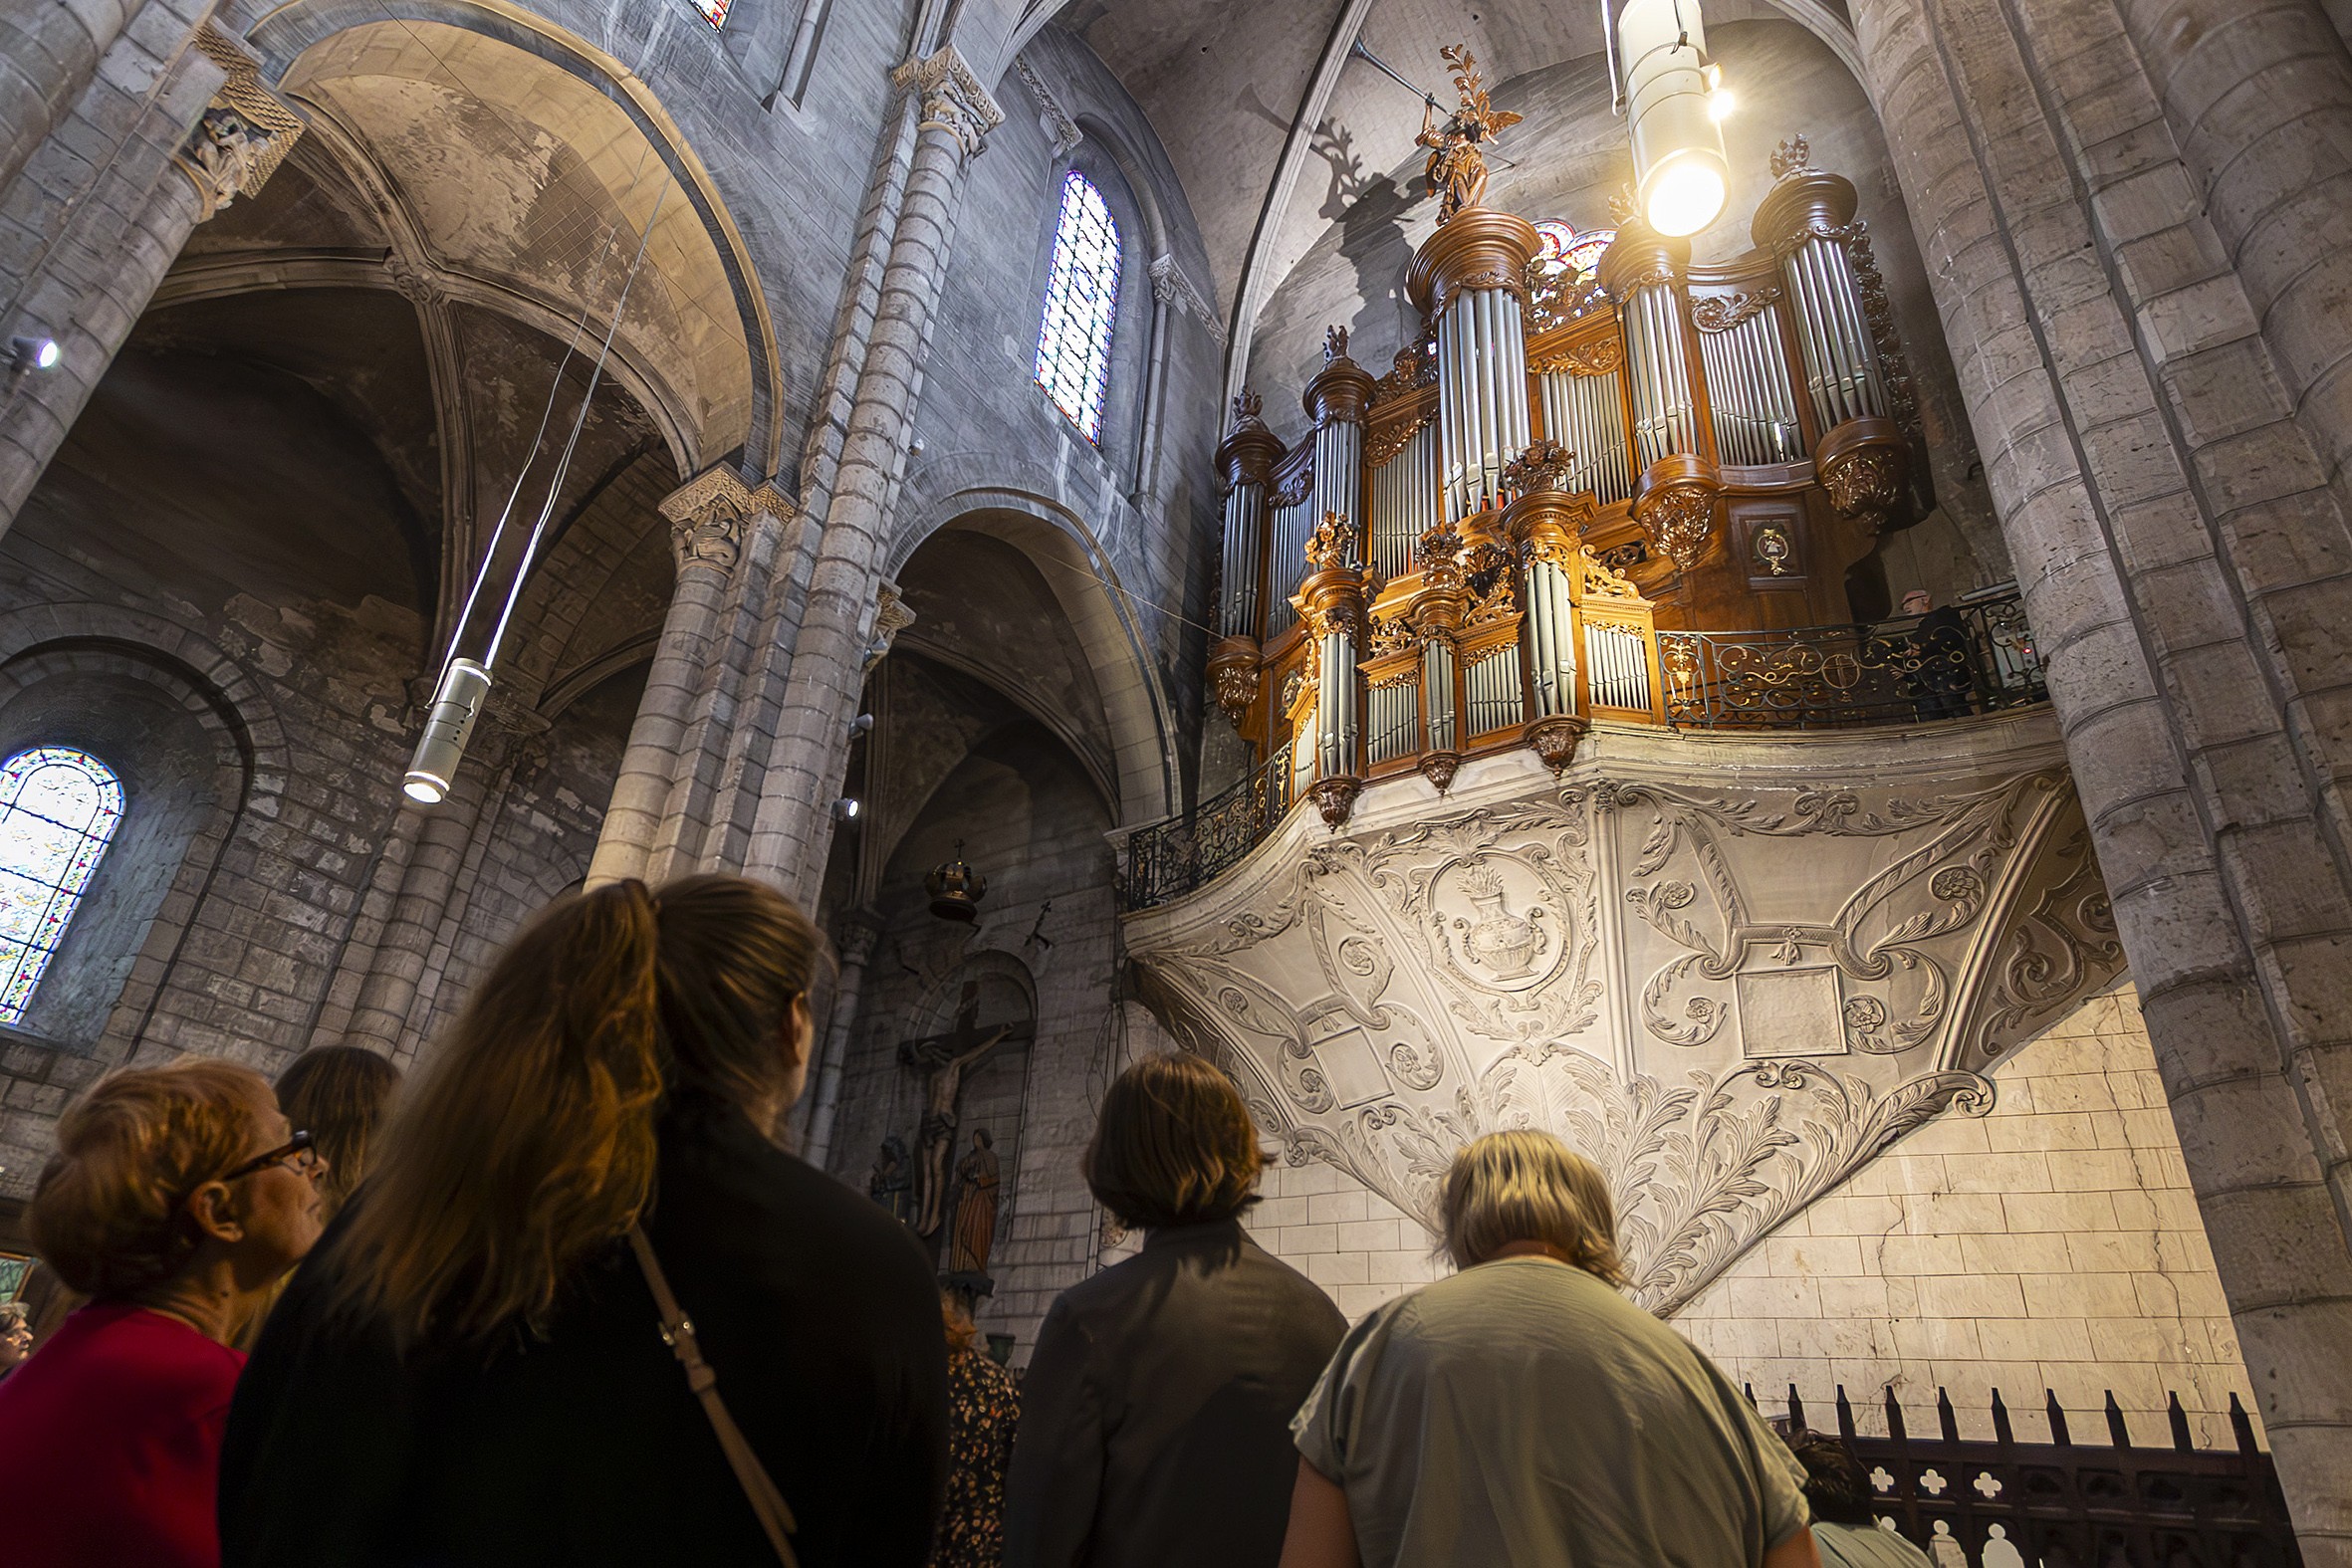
[1208,134,1925,827]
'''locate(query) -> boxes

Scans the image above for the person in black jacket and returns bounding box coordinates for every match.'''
[1004,1052,1346,1568]
[219,875,949,1568]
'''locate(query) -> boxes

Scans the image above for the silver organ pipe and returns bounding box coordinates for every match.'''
[1437,282,1532,518]
[1369,421,1441,578]
[1263,489,1312,639]
[1583,620,1653,712]
[1698,296,1801,467]
[1523,554,1577,720]
[1316,623,1358,779]
[1463,646,1525,736]
[1422,639,1458,754]
[1366,677,1421,765]
[1219,481,1267,637]
[1538,367,1634,506]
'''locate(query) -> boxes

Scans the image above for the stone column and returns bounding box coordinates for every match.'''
[0,23,299,536]
[1208,390,1285,732]
[344,712,540,1055]
[588,467,789,889]
[0,0,137,200]
[1294,513,1368,827]
[1851,0,2352,1552]
[741,45,1001,906]
[800,909,880,1172]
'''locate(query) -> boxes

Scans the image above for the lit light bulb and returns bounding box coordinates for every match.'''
[1707,88,1737,122]
[33,340,58,369]
[1646,160,1728,237]
[403,776,447,804]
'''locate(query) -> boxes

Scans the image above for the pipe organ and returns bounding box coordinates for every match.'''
[1211,134,1920,826]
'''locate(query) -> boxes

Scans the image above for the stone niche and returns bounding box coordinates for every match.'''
[1125,712,2124,1317]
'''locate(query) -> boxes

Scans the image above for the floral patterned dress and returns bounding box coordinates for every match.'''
[932,1345,1019,1568]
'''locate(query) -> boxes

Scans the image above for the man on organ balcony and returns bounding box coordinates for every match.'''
[1901,589,1974,721]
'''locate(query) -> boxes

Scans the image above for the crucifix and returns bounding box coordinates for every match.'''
[897,982,1035,1240]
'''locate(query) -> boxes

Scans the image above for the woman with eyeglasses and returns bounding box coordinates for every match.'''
[0,1058,328,1568]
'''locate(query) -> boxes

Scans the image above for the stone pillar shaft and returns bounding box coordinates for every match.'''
[742,47,999,905]
[1852,0,2352,1551]
[801,913,879,1172]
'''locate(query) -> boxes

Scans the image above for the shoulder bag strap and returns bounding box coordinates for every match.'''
[626,1224,800,1567]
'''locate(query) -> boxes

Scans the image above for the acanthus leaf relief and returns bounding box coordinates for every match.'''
[1126,745,2126,1317]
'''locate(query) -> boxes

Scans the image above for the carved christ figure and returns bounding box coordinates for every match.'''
[1416,45,1522,224]
[907,1023,1009,1237]
[947,1128,1002,1276]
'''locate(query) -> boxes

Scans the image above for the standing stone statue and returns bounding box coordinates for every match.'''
[947,1128,1002,1277]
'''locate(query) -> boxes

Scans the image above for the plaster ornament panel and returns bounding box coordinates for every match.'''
[1126,723,2125,1316]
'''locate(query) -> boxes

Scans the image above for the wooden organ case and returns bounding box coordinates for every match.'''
[1207,137,1925,827]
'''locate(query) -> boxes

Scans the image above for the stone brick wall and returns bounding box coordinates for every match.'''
[1241,980,2260,1449]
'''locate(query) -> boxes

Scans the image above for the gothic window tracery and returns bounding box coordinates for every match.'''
[0,748,124,1025]
[1035,170,1122,443]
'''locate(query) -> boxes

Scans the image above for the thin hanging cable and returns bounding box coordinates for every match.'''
[482,178,670,669]
[435,146,662,681]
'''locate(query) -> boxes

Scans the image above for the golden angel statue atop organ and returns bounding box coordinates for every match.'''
[1417,45,1523,223]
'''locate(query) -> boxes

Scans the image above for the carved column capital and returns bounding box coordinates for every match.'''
[1150,255,1227,346]
[172,26,302,221]
[892,46,1005,160]
[660,466,792,575]
[864,579,917,671]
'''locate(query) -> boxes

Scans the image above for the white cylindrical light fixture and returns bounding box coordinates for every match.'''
[403,658,492,804]
[1619,0,1730,237]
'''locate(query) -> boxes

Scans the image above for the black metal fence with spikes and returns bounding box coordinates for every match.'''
[1748,1383,2302,1567]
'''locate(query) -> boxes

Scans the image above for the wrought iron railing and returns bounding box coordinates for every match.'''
[1659,589,2043,729]
[1118,745,1293,912]
[1769,1383,2302,1567]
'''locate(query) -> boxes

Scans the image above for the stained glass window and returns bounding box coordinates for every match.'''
[0,748,122,1026]
[689,0,730,29]
[1534,221,1617,281]
[1035,171,1121,443]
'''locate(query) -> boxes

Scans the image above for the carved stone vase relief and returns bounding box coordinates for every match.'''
[1126,728,2123,1315]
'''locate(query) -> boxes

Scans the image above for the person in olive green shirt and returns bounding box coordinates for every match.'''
[1278,1130,1822,1568]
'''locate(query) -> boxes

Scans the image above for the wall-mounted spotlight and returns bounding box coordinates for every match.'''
[402,659,491,804]
[832,797,862,823]
[1617,0,1732,237]
[848,713,875,738]
[9,336,59,374]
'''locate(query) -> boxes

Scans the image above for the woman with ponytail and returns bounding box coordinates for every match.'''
[218,876,950,1567]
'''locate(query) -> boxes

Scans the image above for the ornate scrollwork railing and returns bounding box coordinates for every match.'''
[1118,744,1293,912]
[1657,589,2043,729]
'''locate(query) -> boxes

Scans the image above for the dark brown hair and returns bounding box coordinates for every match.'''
[275,1046,402,1218]
[1783,1428,1876,1525]
[320,875,830,1348]
[29,1058,278,1297]
[1082,1052,1263,1231]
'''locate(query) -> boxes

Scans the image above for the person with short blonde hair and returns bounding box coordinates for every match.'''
[1281,1129,1821,1568]
[1007,1053,1345,1568]
[0,1058,328,1568]
[1439,1128,1627,1280]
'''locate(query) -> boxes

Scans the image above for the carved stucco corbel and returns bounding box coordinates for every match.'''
[172,25,303,221]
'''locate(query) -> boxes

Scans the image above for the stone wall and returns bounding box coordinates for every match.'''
[1241,978,2261,1450]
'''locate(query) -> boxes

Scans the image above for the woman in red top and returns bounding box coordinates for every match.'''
[0,1057,328,1568]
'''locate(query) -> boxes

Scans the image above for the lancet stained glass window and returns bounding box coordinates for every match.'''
[689,0,730,29]
[0,748,123,1025]
[1534,221,1617,281]
[1035,171,1121,442]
